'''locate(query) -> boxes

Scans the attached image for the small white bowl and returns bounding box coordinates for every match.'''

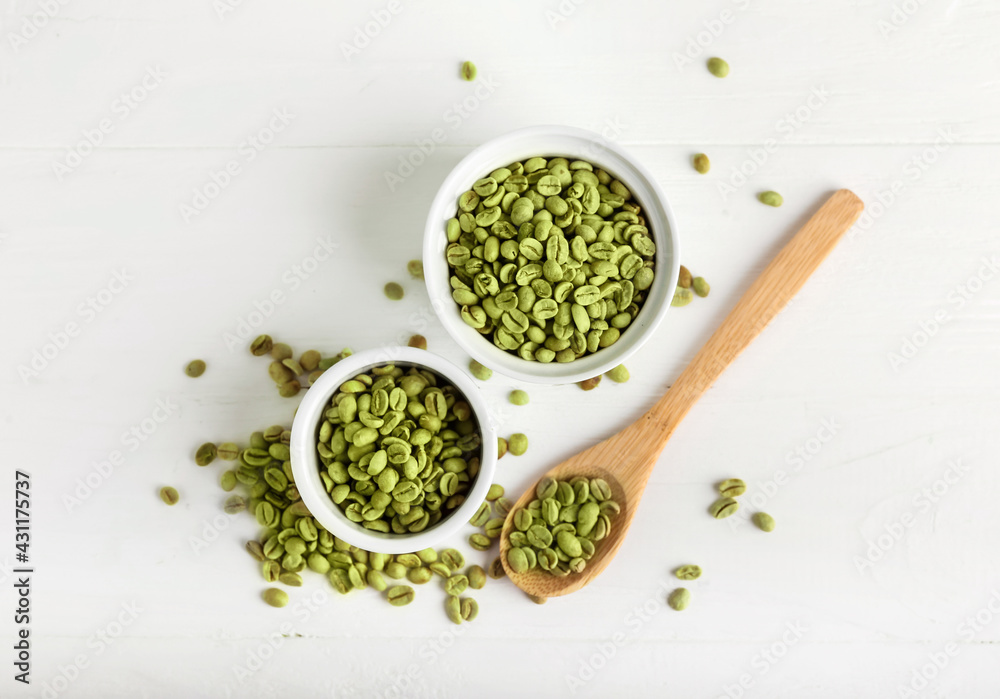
[290,347,497,554]
[423,125,680,384]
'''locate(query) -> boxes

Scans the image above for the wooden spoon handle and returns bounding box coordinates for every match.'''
[643,189,864,443]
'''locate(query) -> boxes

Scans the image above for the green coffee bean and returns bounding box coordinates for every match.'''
[384,562,407,579]
[279,572,303,587]
[675,564,702,581]
[217,443,239,461]
[384,282,404,300]
[460,61,477,81]
[718,478,746,498]
[709,497,739,519]
[467,565,486,590]
[606,365,630,383]
[488,556,505,579]
[667,588,690,611]
[692,153,710,174]
[298,350,321,372]
[270,343,293,361]
[386,585,415,606]
[678,265,692,289]
[444,574,469,596]
[159,486,179,506]
[469,533,492,551]
[406,567,432,584]
[415,548,436,564]
[507,547,529,573]
[469,360,492,381]
[185,359,206,377]
[752,512,776,532]
[250,334,273,356]
[509,390,529,406]
[469,501,491,527]
[396,553,421,568]
[407,260,424,280]
[706,57,729,78]
[195,443,217,466]
[246,541,265,561]
[429,562,452,578]
[672,286,693,307]
[758,191,783,207]
[497,437,508,459]
[307,552,331,574]
[328,568,351,594]
[692,277,710,298]
[262,588,289,608]
[278,380,301,398]
[367,570,388,591]
[508,433,528,456]
[487,484,504,501]
[527,594,547,605]
[495,497,512,516]
[407,334,427,350]
[484,517,505,539]
[224,495,246,514]
[460,597,478,621]
[578,376,602,391]
[445,595,462,624]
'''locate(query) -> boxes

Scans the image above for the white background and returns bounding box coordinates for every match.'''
[2,1,999,697]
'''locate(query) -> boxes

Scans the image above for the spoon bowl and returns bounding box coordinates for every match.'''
[500,190,865,598]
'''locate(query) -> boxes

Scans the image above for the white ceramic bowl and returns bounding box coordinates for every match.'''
[423,125,680,384]
[290,347,497,554]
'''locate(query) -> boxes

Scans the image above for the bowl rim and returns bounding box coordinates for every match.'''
[422,124,680,384]
[289,346,497,554]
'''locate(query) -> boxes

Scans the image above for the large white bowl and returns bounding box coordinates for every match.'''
[290,347,497,554]
[423,125,680,384]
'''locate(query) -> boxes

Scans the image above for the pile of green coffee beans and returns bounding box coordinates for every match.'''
[504,476,620,576]
[250,334,352,398]
[444,156,657,363]
[315,363,482,534]
[186,336,494,622]
[672,264,710,307]
[708,477,776,532]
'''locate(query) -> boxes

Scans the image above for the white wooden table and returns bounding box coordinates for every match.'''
[3,1,1000,696]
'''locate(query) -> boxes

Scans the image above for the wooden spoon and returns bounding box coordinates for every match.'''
[499,189,864,598]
